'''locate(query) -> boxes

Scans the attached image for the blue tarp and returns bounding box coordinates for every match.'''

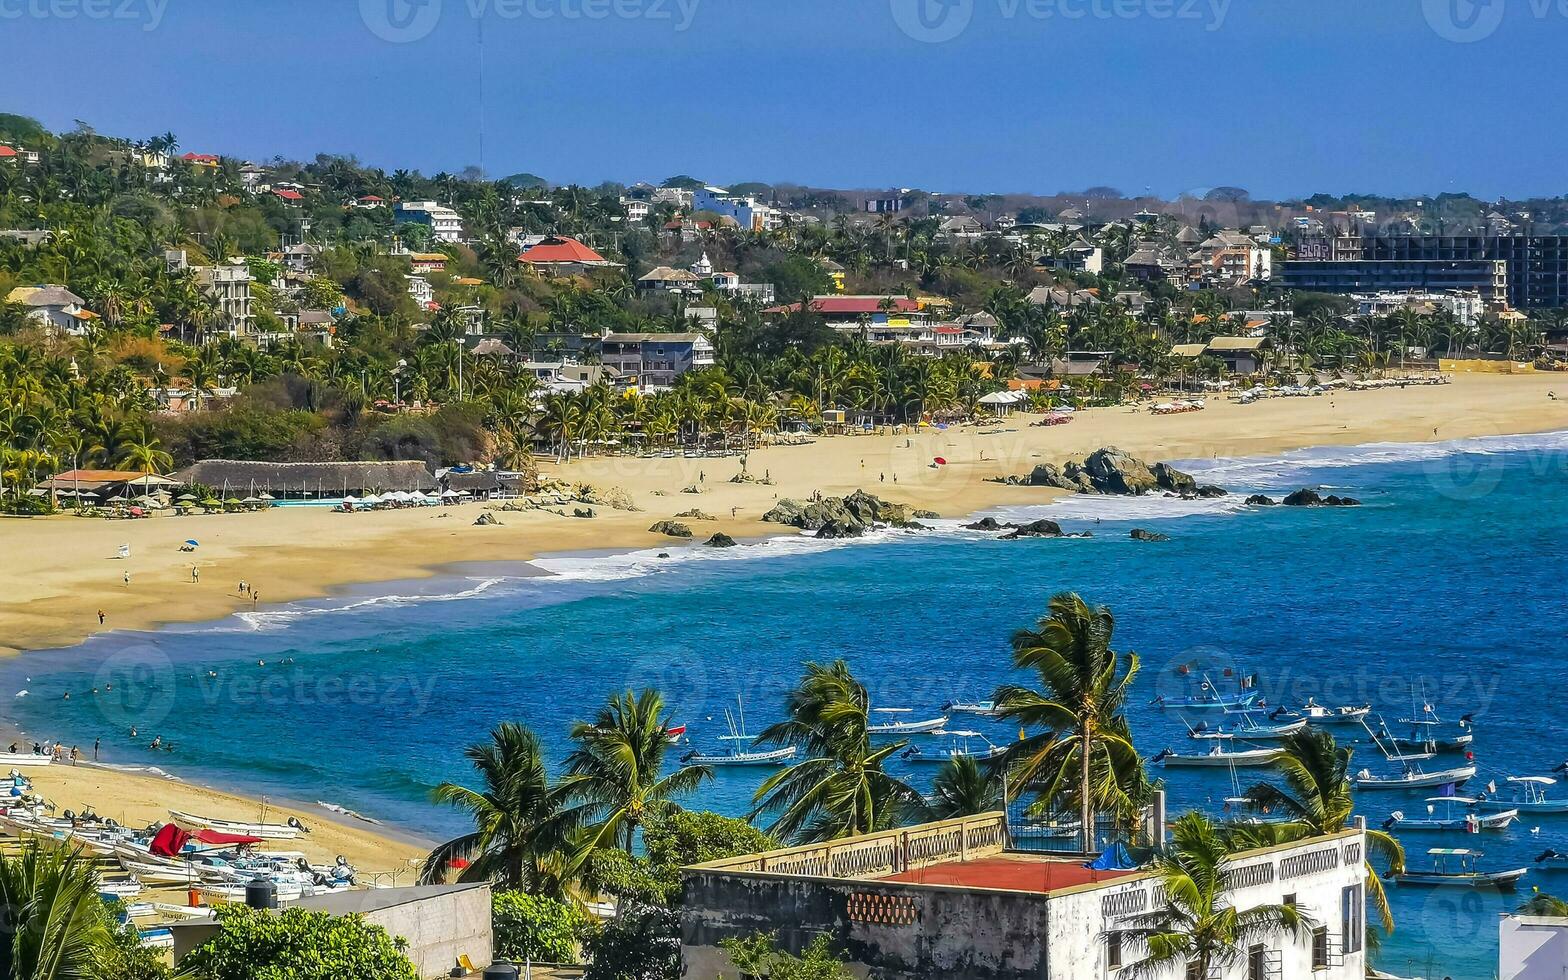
[1087,842,1137,871]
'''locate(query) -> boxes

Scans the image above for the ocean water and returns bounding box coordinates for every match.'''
[10,431,1568,978]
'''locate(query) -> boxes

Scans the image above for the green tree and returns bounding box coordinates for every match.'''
[1235,728,1404,930]
[751,660,921,842]
[925,755,1003,820]
[421,722,583,896]
[993,592,1146,852]
[491,891,590,965]
[564,689,713,854]
[0,847,113,980]
[181,905,417,980]
[719,932,854,979]
[1117,812,1308,980]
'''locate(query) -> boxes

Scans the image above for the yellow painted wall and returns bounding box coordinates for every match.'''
[1438,358,1535,374]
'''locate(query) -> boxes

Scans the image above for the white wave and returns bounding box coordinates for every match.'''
[1177,429,1568,489]
[216,575,517,633]
[986,492,1250,525]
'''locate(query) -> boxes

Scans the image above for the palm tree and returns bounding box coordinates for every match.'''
[925,756,1003,821]
[1236,728,1404,931]
[993,592,1146,852]
[751,660,921,842]
[1519,891,1568,916]
[0,845,114,980]
[421,722,583,897]
[1117,812,1308,980]
[115,422,173,474]
[563,689,712,854]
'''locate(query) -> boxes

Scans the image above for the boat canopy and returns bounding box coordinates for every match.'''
[1425,796,1478,804]
[1429,848,1477,856]
[1510,776,1556,785]
[193,828,264,846]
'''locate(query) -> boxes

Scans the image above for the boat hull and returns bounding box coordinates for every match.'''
[1392,869,1526,890]
[1354,767,1476,790]
[1161,751,1279,768]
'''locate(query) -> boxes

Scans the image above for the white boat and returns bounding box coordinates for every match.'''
[0,752,53,767]
[1153,684,1260,712]
[1297,700,1372,724]
[1188,716,1306,742]
[1475,776,1568,814]
[138,928,174,951]
[169,809,307,840]
[1385,797,1518,832]
[198,880,305,903]
[943,700,999,717]
[116,859,205,886]
[1155,742,1280,768]
[868,710,948,735]
[1390,848,1527,891]
[682,745,796,767]
[900,732,1006,765]
[1354,763,1476,790]
[98,878,143,900]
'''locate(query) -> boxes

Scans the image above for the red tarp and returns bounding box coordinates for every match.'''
[148,823,191,857]
[192,828,264,846]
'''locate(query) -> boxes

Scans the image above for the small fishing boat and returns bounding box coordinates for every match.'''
[1384,797,1518,833]
[98,878,143,900]
[1296,700,1372,724]
[1390,848,1527,891]
[138,928,175,951]
[0,752,53,767]
[943,700,999,717]
[1154,742,1280,768]
[1354,763,1477,790]
[1187,715,1306,742]
[198,879,306,903]
[1153,678,1260,712]
[1533,848,1568,871]
[868,709,948,735]
[168,810,307,840]
[901,732,1006,765]
[1475,776,1568,814]
[682,745,796,767]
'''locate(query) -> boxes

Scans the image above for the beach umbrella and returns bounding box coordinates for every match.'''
[342,495,360,503]
[933,457,947,466]
[184,539,199,548]
[440,489,461,498]
[176,494,197,502]
[258,492,275,500]
[242,496,262,504]
[223,497,242,505]
[359,494,383,505]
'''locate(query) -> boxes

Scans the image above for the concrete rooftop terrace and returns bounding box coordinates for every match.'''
[880,853,1142,894]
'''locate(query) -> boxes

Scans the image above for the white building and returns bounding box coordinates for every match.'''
[694,185,782,232]
[1353,290,1486,327]
[3,285,98,337]
[620,198,651,222]
[1502,913,1568,980]
[395,200,465,243]
[196,262,255,338]
[406,275,434,308]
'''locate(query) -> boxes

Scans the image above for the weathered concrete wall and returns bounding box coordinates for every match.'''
[371,884,494,979]
[1502,915,1568,980]
[682,871,1048,980]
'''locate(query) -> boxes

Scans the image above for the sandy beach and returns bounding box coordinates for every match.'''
[3,370,1566,863]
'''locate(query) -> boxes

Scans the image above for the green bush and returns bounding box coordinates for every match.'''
[180,905,417,980]
[720,932,853,980]
[492,891,590,964]
[582,902,679,980]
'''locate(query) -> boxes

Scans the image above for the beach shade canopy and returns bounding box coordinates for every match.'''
[148,823,191,858]
[258,492,275,500]
[440,489,461,498]
[241,496,262,504]
[223,497,243,505]
[342,495,360,503]
[192,828,264,847]
[176,494,197,502]
[200,498,222,507]
[359,494,383,505]
[184,539,199,548]
[933,457,947,466]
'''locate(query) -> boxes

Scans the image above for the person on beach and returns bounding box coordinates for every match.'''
[97,610,105,625]
[191,566,199,583]
[93,737,100,760]
[149,735,161,750]
[70,745,79,764]
[123,571,130,586]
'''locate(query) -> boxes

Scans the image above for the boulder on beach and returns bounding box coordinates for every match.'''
[1152,461,1197,493]
[764,490,914,534]
[1245,494,1277,506]
[912,509,941,520]
[472,512,500,526]
[1130,528,1171,542]
[1083,448,1162,495]
[815,519,864,539]
[963,517,1013,531]
[674,509,716,521]
[1282,489,1362,508]
[1001,448,1206,498]
[705,533,737,548]
[649,520,693,538]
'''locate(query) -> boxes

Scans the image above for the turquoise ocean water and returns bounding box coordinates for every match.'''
[8,431,1568,978]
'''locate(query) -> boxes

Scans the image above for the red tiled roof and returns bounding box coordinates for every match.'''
[0,147,17,158]
[517,236,607,265]
[882,857,1140,894]
[273,189,304,201]
[182,153,220,163]
[359,195,384,202]
[766,296,921,316]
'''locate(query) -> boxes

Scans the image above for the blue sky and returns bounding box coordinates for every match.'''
[1,0,1559,199]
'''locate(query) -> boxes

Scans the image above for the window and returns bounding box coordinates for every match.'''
[1312,927,1330,970]
[1247,944,1267,980]
[1283,893,1296,908]
[1106,931,1122,969]
[1185,961,1203,980]
[1341,883,1364,954]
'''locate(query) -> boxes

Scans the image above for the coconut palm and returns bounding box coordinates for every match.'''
[1235,728,1404,930]
[115,422,173,475]
[924,756,1003,821]
[563,689,712,854]
[751,660,922,842]
[421,722,583,897]
[1116,812,1308,980]
[993,592,1146,852]
[0,845,114,980]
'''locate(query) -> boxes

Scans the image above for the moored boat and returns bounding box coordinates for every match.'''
[681,745,796,767]
[168,810,307,840]
[1390,848,1526,890]
[1384,797,1518,833]
[1154,742,1280,768]
[868,710,948,735]
[1475,776,1568,814]
[1354,763,1476,790]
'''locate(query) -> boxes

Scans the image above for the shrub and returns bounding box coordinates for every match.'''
[582,902,679,980]
[492,891,590,964]
[180,905,417,980]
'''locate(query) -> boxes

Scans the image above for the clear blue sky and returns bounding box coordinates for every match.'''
[1,0,1560,199]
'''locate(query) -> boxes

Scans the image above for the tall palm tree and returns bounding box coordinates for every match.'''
[993,592,1146,852]
[751,660,921,842]
[563,689,712,854]
[1236,728,1404,931]
[0,845,114,980]
[1117,812,1308,980]
[421,722,583,897]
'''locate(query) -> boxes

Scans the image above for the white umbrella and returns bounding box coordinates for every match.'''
[440,489,461,498]
[342,495,360,504]
[258,492,276,500]
[359,494,383,505]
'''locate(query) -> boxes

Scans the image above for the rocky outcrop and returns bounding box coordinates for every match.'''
[1130,528,1170,542]
[998,448,1206,498]
[472,512,501,526]
[912,509,941,520]
[674,509,716,521]
[649,520,693,538]
[1281,489,1362,508]
[705,533,737,548]
[1002,519,1066,539]
[763,490,918,535]
[1245,494,1277,506]
[815,520,864,539]
[963,517,1012,531]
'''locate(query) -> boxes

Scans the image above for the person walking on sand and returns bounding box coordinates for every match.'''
[93,737,100,761]
[191,566,199,583]
[97,610,105,625]
[70,745,79,765]
[123,571,130,586]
